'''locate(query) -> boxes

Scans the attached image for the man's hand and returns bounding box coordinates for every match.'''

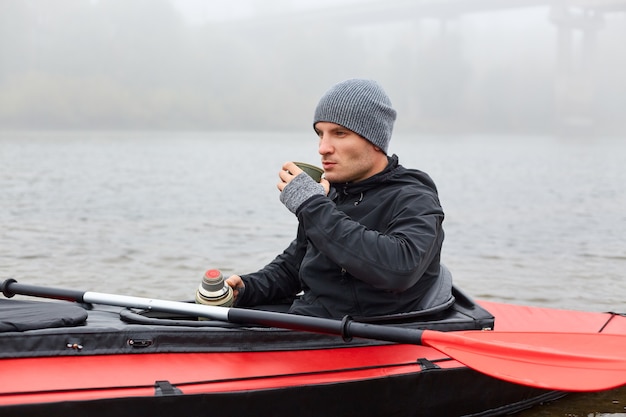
[278,162,330,194]
[225,275,245,301]
[278,162,329,214]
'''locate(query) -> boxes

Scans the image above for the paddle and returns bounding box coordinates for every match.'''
[3,278,626,392]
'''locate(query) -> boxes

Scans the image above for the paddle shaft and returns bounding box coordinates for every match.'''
[1,279,422,344]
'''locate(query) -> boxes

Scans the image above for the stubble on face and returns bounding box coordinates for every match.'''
[316,122,387,184]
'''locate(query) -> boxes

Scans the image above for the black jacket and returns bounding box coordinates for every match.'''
[237,155,445,319]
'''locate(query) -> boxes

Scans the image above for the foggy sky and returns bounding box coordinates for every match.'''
[1,0,625,136]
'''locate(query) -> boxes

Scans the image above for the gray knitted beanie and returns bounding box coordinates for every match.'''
[313,79,397,154]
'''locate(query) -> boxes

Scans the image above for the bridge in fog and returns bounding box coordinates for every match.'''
[254,0,626,22]
[243,0,626,135]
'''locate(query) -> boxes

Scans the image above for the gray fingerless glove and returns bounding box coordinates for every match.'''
[280,172,325,214]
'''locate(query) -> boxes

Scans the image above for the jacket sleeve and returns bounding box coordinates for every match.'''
[296,191,444,292]
[236,231,306,307]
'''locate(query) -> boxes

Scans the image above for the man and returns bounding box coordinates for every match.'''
[226,78,448,319]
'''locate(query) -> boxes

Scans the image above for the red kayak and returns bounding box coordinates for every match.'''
[1,279,625,417]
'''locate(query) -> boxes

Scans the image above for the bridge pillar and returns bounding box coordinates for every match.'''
[550,6,604,137]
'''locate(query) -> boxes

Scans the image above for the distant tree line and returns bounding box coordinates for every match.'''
[0,0,624,135]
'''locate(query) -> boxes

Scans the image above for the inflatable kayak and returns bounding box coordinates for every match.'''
[1,278,626,417]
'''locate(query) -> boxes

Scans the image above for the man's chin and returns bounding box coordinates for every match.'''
[323,174,339,183]
[326,176,352,184]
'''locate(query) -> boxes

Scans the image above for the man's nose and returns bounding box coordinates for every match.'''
[318,138,333,155]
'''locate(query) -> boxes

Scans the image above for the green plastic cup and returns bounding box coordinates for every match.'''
[294,162,324,182]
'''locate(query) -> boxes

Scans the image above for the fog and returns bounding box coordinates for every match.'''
[1,0,625,136]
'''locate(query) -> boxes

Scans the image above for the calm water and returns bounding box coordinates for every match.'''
[1,131,625,415]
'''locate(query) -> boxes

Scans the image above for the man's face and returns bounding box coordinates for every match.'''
[314,122,385,183]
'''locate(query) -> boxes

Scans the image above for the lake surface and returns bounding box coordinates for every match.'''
[1,130,625,415]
